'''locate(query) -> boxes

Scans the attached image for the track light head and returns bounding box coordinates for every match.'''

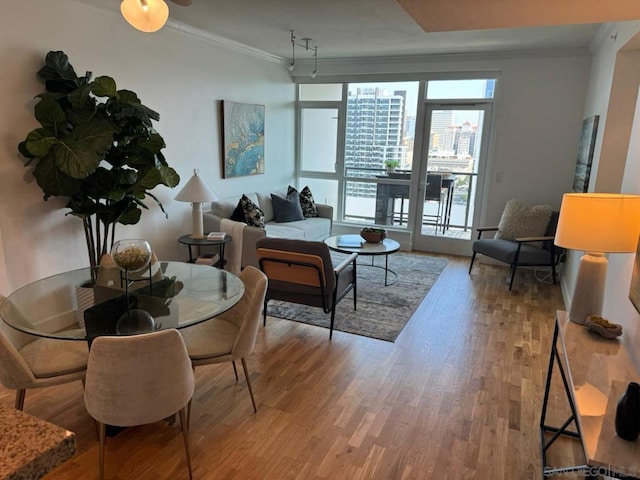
[288,30,319,76]
[309,70,317,79]
[287,62,295,72]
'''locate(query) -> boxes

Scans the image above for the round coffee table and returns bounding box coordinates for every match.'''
[324,234,400,286]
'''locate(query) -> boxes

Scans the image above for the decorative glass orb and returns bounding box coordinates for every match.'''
[111,239,152,272]
[116,309,156,335]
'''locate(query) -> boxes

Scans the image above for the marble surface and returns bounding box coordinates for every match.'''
[0,404,76,480]
[556,310,640,477]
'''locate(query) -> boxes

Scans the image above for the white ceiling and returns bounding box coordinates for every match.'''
[76,0,633,60]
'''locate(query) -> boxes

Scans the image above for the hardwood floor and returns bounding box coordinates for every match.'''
[2,256,581,479]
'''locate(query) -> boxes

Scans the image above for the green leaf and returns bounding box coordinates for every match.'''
[52,120,115,179]
[25,128,58,157]
[158,166,180,187]
[33,156,82,197]
[137,168,162,189]
[34,97,66,135]
[18,141,35,159]
[68,84,93,110]
[92,76,117,98]
[141,133,165,153]
[118,204,142,225]
[37,51,77,82]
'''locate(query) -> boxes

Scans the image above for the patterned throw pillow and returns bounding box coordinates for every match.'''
[288,185,318,218]
[494,199,552,246]
[229,201,246,222]
[240,194,265,228]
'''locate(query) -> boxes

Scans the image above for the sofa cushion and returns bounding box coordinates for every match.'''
[264,217,330,241]
[271,192,304,223]
[240,194,265,228]
[211,193,259,219]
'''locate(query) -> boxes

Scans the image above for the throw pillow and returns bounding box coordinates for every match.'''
[229,201,246,222]
[271,191,304,223]
[495,199,553,245]
[288,185,318,217]
[240,194,265,228]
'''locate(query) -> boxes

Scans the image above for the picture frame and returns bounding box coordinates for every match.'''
[572,115,599,193]
[221,100,265,178]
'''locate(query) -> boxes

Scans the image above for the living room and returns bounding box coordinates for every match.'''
[3,1,640,478]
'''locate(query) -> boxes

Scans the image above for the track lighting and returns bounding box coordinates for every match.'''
[288,30,319,78]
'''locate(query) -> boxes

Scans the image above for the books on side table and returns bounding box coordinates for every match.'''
[207,232,227,240]
[195,253,220,266]
[336,235,363,248]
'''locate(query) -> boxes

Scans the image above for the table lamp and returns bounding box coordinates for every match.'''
[175,170,218,239]
[555,193,640,325]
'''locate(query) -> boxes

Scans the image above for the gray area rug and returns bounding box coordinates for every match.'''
[266,251,448,342]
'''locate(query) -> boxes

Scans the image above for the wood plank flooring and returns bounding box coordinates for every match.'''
[1,256,581,479]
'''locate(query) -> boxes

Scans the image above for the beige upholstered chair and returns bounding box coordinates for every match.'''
[84,329,194,480]
[0,295,88,410]
[181,266,268,415]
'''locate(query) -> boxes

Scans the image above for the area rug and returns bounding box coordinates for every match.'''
[266,251,449,342]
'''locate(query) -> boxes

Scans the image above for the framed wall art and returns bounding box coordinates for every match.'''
[221,100,265,178]
[572,115,599,193]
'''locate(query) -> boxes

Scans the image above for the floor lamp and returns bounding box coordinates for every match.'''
[554,193,640,325]
[175,170,218,239]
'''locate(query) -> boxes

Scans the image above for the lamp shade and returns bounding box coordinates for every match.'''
[120,0,169,33]
[555,193,640,253]
[175,170,218,203]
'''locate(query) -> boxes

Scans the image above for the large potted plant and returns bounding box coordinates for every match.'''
[18,51,180,270]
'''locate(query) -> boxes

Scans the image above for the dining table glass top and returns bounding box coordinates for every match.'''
[0,261,245,341]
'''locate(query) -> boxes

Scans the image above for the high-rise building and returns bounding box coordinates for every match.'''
[430,110,454,151]
[345,88,407,197]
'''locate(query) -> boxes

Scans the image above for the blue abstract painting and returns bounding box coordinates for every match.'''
[222,101,265,178]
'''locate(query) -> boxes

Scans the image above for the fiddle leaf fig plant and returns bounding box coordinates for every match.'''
[18,51,180,269]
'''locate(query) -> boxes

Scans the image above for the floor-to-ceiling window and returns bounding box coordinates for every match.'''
[297,77,498,254]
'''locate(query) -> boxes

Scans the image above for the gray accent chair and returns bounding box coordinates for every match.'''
[468,211,563,290]
[0,295,88,411]
[256,238,357,340]
[181,266,268,415]
[84,329,194,480]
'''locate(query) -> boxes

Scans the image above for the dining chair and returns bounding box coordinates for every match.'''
[84,329,194,480]
[423,173,445,230]
[0,295,88,411]
[180,266,268,416]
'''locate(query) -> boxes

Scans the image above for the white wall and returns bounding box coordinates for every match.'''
[295,51,592,248]
[0,0,295,293]
[561,21,640,367]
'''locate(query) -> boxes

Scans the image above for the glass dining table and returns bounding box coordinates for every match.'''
[0,261,245,342]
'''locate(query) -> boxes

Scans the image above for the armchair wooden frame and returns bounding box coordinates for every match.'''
[469,225,562,290]
[257,241,357,340]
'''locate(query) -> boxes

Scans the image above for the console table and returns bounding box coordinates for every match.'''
[540,310,640,478]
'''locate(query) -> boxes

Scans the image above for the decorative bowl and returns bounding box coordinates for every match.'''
[360,228,387,244]
[111,239,152,272]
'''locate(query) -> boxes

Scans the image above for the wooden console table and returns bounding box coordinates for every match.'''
[540,310,640,478]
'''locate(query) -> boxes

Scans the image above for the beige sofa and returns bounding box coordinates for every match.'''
[202,189,333,269]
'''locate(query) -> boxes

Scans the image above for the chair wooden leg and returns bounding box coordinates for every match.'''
[240,358,257,413]
[178,407,193,479]
[329,307,336,340]
[14,388,27,410]
[98,421,106,480]
[14,389,25,411]
[231,361,239,381]
[509,265,517,290]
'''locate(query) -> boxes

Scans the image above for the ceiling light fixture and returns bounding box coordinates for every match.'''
[121,0,169,33]
[288,30,319,78]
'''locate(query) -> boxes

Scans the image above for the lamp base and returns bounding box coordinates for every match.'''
[191,202,204,239]
[568,252,607,325]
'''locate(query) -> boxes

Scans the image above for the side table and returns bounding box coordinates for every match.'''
[540,310,640,479]
[178,234,231,267]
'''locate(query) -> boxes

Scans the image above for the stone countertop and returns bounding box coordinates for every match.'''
[0,404,76,480]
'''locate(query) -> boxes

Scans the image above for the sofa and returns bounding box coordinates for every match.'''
[202,188,333,269]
